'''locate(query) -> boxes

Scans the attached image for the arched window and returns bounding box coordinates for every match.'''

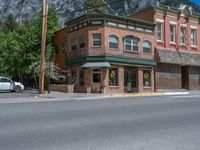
[109,35,118,49]
[143,41,152,53]
[124,36,139,52]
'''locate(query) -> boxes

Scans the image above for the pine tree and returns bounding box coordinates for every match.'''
[2,14,17,32]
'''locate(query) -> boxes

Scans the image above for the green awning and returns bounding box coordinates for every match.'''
[82,62,111,69]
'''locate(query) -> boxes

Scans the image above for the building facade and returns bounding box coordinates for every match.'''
[55,3,200,93]
[132,3,200,90]
[54,13,156,93]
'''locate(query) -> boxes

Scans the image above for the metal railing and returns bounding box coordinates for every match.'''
[66,48,154,60]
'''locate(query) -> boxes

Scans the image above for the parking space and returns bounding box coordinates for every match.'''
[0,90,38,99]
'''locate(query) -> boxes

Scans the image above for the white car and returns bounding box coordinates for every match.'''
[0,77,24,92]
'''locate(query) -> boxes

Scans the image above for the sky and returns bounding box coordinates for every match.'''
[190,0,200,6]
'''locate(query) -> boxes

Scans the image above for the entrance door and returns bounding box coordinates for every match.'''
[181,66,189,90]
[124,71,137,92]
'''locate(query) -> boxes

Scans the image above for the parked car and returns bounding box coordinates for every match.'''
[0,77,24,92]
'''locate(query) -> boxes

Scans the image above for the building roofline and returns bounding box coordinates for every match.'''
[67,12,154,26]
[54,27,68,35]
[156,3,200,17]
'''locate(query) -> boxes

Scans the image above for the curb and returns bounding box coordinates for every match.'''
[33,91,191,101]
[105,91,190,98]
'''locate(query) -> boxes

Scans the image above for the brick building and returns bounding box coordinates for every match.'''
[54,3,200,93]
[132,3,200,90]
[54,12,156,93]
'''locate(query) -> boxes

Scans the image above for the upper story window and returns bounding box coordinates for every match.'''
[180,27,186,44]
[143,41,152,53]
[109,35,118,49]
[170,25,176,43]
[61,42,67,54]
[79,37,85,48]
[157,23,163,41]
[71,39,77,51]
[191,29,197,46]
[124,36,139,52]
[93,34,101,47]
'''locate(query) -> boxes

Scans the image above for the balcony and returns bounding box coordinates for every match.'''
[67,48,154,60]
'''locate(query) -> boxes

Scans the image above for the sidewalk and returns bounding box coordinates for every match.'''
[38,90,200,100]
[0,90,199,104]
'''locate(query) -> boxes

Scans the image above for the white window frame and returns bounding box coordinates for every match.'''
[124,36,139,52]
[71,39,78,51]
[92,34,101,47]
[79,37,85,49]
[109,35,119,49]
[191,28,197,47]
[180,27,186,45]
[143,41,152,54]
[61,42,67,54]
[157,22,163,42]
[170,24,176,43]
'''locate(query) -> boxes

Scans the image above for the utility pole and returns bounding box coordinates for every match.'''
[39,0,48,94]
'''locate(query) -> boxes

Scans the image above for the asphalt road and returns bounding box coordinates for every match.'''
[0,95,200,150]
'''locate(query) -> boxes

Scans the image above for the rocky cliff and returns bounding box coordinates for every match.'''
[0,0,198,27]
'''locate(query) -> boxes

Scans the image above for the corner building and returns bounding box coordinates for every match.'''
[132,3,200,90]
[55,13,156,93]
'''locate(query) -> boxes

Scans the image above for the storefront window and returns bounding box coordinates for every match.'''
[93,69,101,83]
[143,71,151,87]
[109,69,118,86]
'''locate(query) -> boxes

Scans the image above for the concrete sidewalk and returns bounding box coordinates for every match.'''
[38,90,200,100]
[0,90,199,104]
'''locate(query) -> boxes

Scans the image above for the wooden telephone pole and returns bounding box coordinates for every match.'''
[39,0,48,94]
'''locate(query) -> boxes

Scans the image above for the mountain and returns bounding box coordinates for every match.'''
[0,0,199,28]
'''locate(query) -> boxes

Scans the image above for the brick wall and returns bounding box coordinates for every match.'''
[129,8,154,22]
[104,26,155,60]
[154,11,200,54]
[155,63,182,90]
[189,66,200,90]
[50,84,74,93]
[54,28,68,70]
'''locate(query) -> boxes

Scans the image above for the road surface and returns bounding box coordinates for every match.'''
[0,94,200,150]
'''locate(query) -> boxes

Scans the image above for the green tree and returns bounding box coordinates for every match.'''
[0,8,59,82]
[83,0,108,13]
[2,14,17,32]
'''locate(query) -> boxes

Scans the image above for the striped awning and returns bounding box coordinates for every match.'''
[81,62,111,69]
